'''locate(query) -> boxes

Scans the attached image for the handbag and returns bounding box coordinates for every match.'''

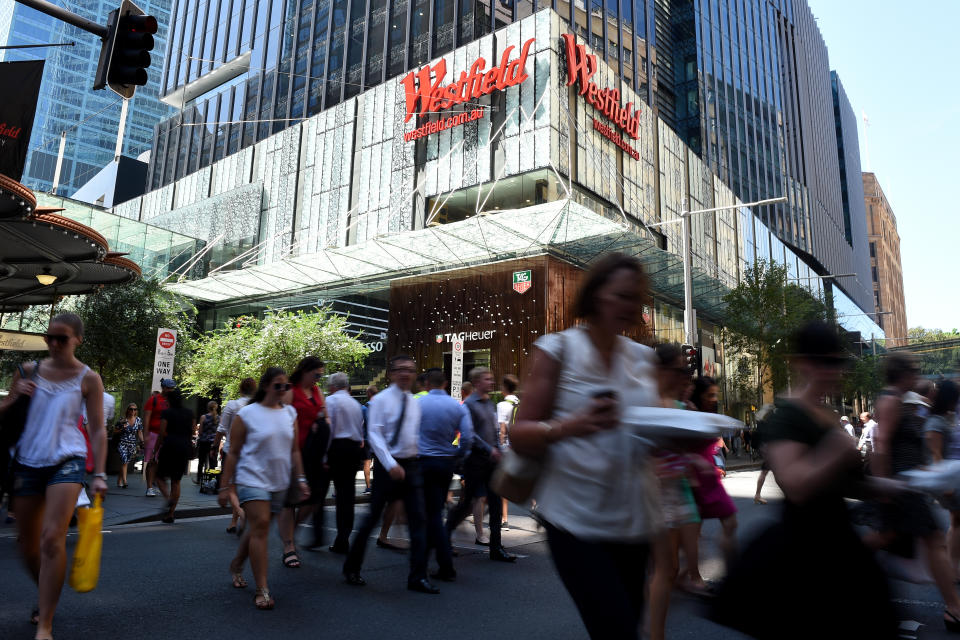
[69,493,104,592]
[490,334,566,503]
[0,361,39,449]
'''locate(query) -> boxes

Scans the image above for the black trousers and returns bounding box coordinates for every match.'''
[444,455,503,550]
[196,441,214,479]
[344,458,427,582]
[420,455,456,574]
[312,438,364,549]
[543,520,650,640]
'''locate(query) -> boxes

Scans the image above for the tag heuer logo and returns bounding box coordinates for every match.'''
[512,270,532,294]
[435,334,443,343]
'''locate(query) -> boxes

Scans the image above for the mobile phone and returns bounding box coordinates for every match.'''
[592,389,617,400]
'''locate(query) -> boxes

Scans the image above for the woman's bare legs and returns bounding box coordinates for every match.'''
[649,529,681,640]
[16,482,82,640]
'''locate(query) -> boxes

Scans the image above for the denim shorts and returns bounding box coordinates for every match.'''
[236,485,286,513]
[12,456,87,497]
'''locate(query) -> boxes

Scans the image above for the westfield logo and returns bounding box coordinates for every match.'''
[561,33,640,140]
[401,38,536,123]
[0,123,23,140]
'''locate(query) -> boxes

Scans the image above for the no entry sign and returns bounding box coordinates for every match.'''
[151,328,178,391]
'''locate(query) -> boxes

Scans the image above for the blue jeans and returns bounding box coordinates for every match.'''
[12,457,86,497]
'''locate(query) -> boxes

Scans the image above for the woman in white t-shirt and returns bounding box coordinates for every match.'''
[218,367,310,610]
[510,253,661,640]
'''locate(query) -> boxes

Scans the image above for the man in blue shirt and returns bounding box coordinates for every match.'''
[418,368,474,581]
[445,367,517,562]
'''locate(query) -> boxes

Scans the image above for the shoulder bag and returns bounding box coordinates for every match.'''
[491,334,565,504]
[0,360,39,449]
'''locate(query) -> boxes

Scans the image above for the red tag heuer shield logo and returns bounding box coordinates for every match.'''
[513,270,532,294]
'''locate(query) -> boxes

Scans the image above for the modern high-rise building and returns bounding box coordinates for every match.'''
[0,0,174,195]
[653,0,873,315]
[146,0,873,315]
[831,71,872,315]
[863,172,907,346]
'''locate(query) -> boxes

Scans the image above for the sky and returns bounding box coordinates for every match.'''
[806,0,959,332]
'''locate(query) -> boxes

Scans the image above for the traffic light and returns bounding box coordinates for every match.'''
[94,0,158,98]
[681,343,699,374]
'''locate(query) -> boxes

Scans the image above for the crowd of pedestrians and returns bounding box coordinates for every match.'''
[8,255,960,640]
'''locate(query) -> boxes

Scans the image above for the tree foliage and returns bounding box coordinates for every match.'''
[896,326,960,377]
[72,278,196,391]
[843,354,884,405]
[180,308,371,400]
[721,259,830,407]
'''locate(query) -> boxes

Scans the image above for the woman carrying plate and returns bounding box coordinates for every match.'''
[710,322,900,639]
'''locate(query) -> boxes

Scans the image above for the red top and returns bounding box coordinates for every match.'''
[291,385,324,450]
[144,394,168,434]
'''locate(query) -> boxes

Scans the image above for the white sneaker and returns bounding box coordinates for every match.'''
[145,488,158,497]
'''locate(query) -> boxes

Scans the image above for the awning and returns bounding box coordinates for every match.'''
[167,199,730,320]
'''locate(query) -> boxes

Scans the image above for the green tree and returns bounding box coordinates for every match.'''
[180,308,371,400]
[843,354,884,406]
[898,326,960,376]
[72,278,196,391]
[721,259,830,407]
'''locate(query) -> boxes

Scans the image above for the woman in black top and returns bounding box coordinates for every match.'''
[157,389,195,523]
[710,322,900,639]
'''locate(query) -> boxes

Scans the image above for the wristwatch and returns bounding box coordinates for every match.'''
[92,472,107,480]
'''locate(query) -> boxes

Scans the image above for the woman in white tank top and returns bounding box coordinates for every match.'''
[218,367,310,610]
[0,313,106,640]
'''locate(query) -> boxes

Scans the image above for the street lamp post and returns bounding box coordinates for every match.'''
[650,196,788,345]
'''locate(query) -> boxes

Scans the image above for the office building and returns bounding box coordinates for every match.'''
[105,11,884,396]
[863,171,907,346]
[0,0,174,195]
[146,0,873,317]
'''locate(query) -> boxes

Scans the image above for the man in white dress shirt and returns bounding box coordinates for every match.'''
[321,372,365,554]
[343,355,437,593]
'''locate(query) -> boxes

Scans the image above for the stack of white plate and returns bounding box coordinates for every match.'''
[621,407,742,449]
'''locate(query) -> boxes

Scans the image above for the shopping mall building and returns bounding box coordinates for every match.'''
[86,6,882,396]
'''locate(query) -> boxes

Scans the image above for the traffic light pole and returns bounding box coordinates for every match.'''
[14,0,108,38]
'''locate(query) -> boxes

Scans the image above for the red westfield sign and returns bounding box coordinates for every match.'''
[401,38,536,124]
[561,33,641,141]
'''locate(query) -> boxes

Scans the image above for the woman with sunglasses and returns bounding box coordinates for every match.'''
[218,367,310,609]
[115,403,143,488]
[0,313,106,639]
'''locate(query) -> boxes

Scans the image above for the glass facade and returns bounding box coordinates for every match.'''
[147,0,870,317]
[0,0,175,195]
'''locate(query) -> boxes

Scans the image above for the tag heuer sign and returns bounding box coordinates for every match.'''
[512,270,532,294]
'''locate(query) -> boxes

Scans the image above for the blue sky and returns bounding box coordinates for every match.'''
[807,0,959,333]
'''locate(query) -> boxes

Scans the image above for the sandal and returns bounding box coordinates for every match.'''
[754,497,767,505]
[231,572,248,589]
[30,607,39,625]
[254,587,274,610]
[226,526,237,534]
[282,550,301,568]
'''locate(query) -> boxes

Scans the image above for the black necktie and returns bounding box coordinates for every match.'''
[389,392,408,448]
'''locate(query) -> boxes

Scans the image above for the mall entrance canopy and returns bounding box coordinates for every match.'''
[167,199,731,322]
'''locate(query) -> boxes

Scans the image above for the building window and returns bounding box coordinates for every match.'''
[872,266,878,282]
[869,242,875,258]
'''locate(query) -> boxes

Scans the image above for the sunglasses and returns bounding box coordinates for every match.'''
[44,333,71,345]
[128,407,138,411]
[391,367,416,374]
[313,372,325,379]
[273,382,293,391]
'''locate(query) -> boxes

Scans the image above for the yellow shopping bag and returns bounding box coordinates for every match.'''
[69,493,103,593]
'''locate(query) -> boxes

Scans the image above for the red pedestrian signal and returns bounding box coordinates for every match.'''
[93,0,158,98]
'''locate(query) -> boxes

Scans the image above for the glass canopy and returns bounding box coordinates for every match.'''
[167,199,732,321]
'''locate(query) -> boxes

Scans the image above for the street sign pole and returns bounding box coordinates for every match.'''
[450,338,464,401]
